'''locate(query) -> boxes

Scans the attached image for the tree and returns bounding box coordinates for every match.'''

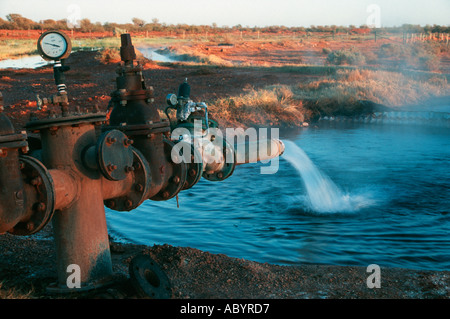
[6,13,36,29]
[79,18,93,32]
[132,18,145,28]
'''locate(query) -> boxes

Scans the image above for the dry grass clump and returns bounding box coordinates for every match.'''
[377,42,445,71]
[209,85,307,128]
[0,281,33,299]
[296,69,450,109]
[326,48,366,66]
[95,48,157,68]
[209,68,449,127]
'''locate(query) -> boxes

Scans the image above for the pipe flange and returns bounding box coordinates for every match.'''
[8,155,55,236]
[150,139,187,201]
[202,138,236,182]
[103,120,171,137]
[25,113,106,131]
[129,254,172,299]
[173,141,203,190]
[0,132,28,153]
[105,148,151,212]
[97,130,134,181]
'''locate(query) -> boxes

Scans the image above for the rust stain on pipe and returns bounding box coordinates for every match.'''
[49,169,79,211]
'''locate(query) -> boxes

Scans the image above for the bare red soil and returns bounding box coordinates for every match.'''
[0,50,322,130]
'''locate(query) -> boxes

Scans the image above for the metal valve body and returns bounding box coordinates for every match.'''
[0,33,285,293]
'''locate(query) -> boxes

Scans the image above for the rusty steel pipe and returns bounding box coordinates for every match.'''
[0,148,26,234]
[48,169,79,211]
[101,171,134,200]
[106,34,178,201]
[0,96,29,234]
[37,121,114,290]
[234,138,285,165]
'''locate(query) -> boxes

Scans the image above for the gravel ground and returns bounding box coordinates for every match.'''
[0,224,449,300]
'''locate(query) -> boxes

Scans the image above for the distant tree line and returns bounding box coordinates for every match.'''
[0,14,449,34]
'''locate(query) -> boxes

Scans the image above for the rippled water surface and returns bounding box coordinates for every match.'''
[107,111,450,271]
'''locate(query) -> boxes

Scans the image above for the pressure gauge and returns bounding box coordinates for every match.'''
[166,93,178,106]
[37,31,72,61]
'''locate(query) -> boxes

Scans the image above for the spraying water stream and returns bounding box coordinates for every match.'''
[282,140,372,213]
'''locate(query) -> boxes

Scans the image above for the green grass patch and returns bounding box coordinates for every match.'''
[0,39,37,59]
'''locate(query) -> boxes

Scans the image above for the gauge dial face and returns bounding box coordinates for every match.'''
[166,93,178,106]
[38,31,71,60]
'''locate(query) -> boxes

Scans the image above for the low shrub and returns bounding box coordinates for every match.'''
[327,49,366,66]
[377,43,441,71]
[322,47,332,55]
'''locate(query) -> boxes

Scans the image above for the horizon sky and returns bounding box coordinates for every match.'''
[0,0,449,28]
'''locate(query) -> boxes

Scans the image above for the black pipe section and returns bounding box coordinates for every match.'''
[0,93,28,234]
[106,34,183,200]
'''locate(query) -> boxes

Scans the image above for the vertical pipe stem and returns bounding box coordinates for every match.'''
[40,123,113,289]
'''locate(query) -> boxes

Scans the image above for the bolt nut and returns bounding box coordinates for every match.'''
[133,162,142,170]
[125,199,133,208]
[123,138,134,147]
[162,191,170,199]
[172,176,180,184]
[107,164,117,171]
[31,177,43,186]
[189,169,197,177]
[135,184,144,192]
[125,166,135,173]
[15,191,23,200]
[37,202,46,212]
[106,137,117,145]
[26,222,35,232]
[217,172,224,179]
[107,200,116,208]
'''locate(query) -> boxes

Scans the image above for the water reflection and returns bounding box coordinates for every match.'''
[0,55,49,69]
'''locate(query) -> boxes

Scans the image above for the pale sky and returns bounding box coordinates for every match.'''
[0,0,449,27]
